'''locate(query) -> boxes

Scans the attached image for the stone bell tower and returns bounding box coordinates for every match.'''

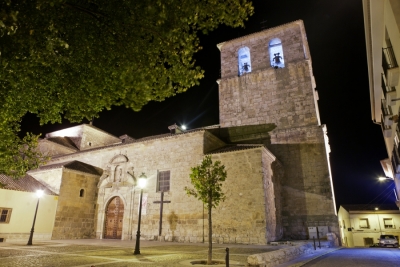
[217,20,339,241]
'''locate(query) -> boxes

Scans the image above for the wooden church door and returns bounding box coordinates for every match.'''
[104,196,124,239]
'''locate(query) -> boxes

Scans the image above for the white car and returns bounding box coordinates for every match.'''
[378,235,399,248]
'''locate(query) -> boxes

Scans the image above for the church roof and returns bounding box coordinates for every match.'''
[207,144,264,154]
[0,174,57,195]
[46,136,79,150]
[35,161,103,176]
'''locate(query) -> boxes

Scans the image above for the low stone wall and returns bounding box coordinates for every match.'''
[247,242,314,267]
[0,233,52,242]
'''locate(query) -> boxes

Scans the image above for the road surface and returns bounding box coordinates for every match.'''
[303,247,400,267]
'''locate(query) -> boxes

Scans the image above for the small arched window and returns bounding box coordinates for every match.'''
[79,189,85,197]
[238,47,252,76]
[269,38,285,68]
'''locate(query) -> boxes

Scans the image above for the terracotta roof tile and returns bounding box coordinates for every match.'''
[0,174,57,195]
[33,161,103,176]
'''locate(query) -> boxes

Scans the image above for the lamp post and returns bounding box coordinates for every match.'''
[27,189,44,246]
[378,176,399,201]
[134,173,147,255]
[378,176,394,181]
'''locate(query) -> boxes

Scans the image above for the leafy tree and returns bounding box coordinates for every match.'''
[185,155,227,265]
[0,0,253,177]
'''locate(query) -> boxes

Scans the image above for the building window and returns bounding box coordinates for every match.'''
[364,237,374,246]
[384,218,394,228]
[157,171,170,192]
[238,47,251,76]
[0,208,12,223]
[359,218,369,229]
[269,38,285,69]
[80,189,85,197]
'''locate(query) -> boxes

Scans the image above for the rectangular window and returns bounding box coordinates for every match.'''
[359,218,369,229]
[0,208,12,223]
[157,171,170,192]
[384,218,394,228]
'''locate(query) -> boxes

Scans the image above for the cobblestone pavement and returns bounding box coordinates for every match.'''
[0,240,285,267]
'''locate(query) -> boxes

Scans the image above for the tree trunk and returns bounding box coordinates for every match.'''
[207,195,212,265]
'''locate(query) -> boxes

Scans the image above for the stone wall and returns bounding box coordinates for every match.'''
[218,20,318,130]
[217,20,338,240]
[209,147,274,244]
[263,150,283,241]
[93,131,206,241]
[268,126,338,239]
[219,21,310,79]
[45,130,280,244]
[52,170,100,239]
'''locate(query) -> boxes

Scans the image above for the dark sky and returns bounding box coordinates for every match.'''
[21,0,393,207]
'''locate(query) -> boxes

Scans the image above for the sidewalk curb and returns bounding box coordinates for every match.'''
[287,247,342,267]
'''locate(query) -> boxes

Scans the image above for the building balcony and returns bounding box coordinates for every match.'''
[382,47,399,87]
[392,146,400,173]
[381,99,393,126]
[382,74,397,105]
[382,114,392,137]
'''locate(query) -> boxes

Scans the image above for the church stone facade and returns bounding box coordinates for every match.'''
[27,20,338,244]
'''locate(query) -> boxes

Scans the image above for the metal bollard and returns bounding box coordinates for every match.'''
[313,237,316,250]
[225,247,229,267]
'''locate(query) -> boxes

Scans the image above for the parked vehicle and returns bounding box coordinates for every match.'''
[378,235,399,248]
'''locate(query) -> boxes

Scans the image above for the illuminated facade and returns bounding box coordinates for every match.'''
[363,0,400,206]
[1,20,339,244]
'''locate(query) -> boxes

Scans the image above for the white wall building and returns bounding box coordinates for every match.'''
[0,175,58,242]
[363,0,400,205]
[338,204,400,247]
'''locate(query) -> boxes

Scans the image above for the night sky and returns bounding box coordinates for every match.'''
[20,1,392,208]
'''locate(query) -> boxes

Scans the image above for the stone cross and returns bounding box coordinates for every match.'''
[153,191,171,236]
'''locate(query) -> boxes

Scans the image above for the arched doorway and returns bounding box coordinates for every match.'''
[104,196,124,239]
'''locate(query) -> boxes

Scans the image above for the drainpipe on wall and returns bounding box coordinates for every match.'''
[377,213,382,236]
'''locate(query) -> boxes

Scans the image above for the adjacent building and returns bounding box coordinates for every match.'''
[338,204,400,247]
[363,0,400,205]
[0,175,58,241]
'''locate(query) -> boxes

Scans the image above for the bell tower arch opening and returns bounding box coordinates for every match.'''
[269,38,285,69]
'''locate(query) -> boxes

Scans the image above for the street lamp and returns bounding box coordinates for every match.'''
[27,189,44,246]
[378,176,394,181]
[134,172,147,255]
[378,176,399,201]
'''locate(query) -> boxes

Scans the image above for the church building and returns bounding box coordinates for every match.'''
[1,20,339,244]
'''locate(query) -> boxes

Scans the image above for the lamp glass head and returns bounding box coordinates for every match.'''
[36,189,44,198]
[138,173,147,189]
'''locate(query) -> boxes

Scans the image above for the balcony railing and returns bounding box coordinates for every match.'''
[392,146,400,173]
[381,99,393,116]
[382,114,392,137]
[382,74,397,103]
[382,47,399,87]
[383,47,398,72]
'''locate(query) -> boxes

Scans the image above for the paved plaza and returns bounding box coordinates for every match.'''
[0,239,286,267]
[0,239,339,267]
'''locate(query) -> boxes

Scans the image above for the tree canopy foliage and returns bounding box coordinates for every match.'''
[185,155,227,264]
[0,0,253,177]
